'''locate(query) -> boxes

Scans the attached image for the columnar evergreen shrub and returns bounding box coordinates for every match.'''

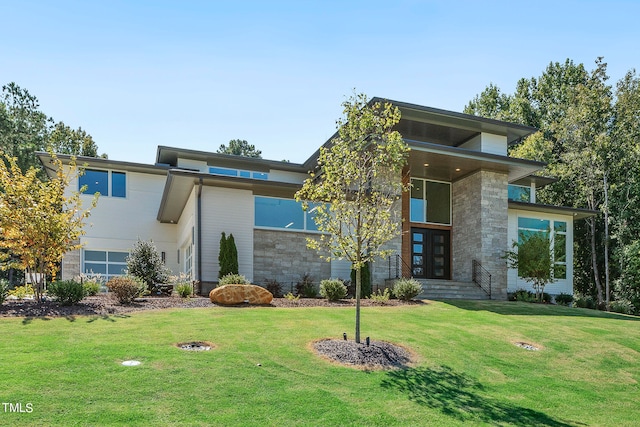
[106,276,146,304]
[319,279,347,301]
[126,239,170,291]
[392,278,422,301]
[350,262,371,298]
[48,280,87,305]
[218,232,239,278]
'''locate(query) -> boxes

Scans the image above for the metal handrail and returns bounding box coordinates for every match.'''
[388,254,413,279]
[472,259,492,298]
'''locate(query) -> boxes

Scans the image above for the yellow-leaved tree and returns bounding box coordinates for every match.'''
[0,153,97,301]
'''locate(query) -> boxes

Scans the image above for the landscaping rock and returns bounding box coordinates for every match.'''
[209,284,273,305]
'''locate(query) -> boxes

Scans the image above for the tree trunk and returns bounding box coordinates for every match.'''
[588,217,604,305]
[603,173,611,309]
[355,260,361,344]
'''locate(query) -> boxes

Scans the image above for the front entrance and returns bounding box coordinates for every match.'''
[411,228,450,279]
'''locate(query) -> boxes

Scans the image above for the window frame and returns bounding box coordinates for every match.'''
[516,217,568,281]
[254,196,322,232]
[79,168,127,198]
[82,249,129,281]
[410,177,452,226]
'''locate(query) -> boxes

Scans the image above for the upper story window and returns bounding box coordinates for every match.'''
[508,185,531,203]
[209,166,268,180]
[79,169,126,198]
[410,178,451,225]
[254,196,320,231]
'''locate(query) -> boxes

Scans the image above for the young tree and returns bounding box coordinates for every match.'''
[0,152,97,301]
[505,231,555,302]
[295,94,409,343]
[217,139,262,158]
[126,239,170,291]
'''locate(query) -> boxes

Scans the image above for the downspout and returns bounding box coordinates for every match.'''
[197,178,203,294]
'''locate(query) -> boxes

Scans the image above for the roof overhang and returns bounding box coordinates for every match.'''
[407,140,545,183]
[157,169,302,223]
[509,201,598,220]
[36,152,169,179]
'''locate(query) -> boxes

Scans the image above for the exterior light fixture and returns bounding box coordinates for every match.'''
[365,337,370,346]
[455,168,461,172]
[423,163,429,167]
[343,332,347,341]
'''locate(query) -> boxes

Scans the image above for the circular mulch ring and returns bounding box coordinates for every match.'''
[174,341,214,351]
[311,338,416,370]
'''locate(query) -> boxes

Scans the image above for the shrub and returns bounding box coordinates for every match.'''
[106,276,146,304]
[296,273,317,298]
[0,279,8,304]
[284,292,299,301]
[170,272,193,298]
[555,293,574,306]
[126,239,170,290]
[219,273,249,286]
[8,284,34,300]
[575,294,597,309]
[511,289,536,303]
[350,262,371,297]
[319,279,347,301]
[218,232,239,278]
[368,288,391,304]
[610,299,635,315]
[48,280,87,306]
[83,281,101,296]
[175,283,193,298]
[392,278,422,301]
[264,279,283,298]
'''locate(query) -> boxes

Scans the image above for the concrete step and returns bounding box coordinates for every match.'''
[416,279,490,300]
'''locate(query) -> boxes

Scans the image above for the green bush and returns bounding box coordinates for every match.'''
[284,292,299,301]
[106,276,146,304]
[0,279,8,304]
[555,293,574,306]
[610,299,635,315]
[296,273,317,298]
[218,232,239,278]
[48,280,87,306]
[126,239,170,291]
[83,281,101,296]
[392,278,422,301]
[319,279,347,301]
[8,284,34,300]
[219,273,249,286]
[368,288,391,304]
[511,289,536,302]
[575,295,597,309]
[175,283,193,298]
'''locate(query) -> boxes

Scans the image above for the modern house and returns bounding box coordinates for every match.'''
[37,98,595,300]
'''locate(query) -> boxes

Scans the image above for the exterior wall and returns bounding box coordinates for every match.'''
[177,187,196,279]
[177,158,207,171]
[200,186,254,283]
[459,133,507,156]
[507,208,574,295]
[452,170,508,299]
[67,168,178,279]
[253,229,331,290]
[61,241,81,280]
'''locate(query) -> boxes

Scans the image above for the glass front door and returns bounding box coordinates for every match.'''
[411,228,450,279]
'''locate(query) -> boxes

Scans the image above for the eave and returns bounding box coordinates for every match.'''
[509,201,598,220]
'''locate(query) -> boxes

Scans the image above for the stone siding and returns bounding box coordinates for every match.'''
[62,243,81,281]
[452,170,508,299]
[253,229,331,290]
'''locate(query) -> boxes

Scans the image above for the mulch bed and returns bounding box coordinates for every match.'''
[0,294,426,318]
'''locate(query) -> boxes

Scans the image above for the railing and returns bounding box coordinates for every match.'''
[472,259,492,298]
[388,254,413,279]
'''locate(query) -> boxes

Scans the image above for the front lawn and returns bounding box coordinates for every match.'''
[0,301,638,426]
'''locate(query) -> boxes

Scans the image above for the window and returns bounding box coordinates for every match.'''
[183,243,193,279]
[517,217,567,280]
[209,166,268,180]
[254,196,320,231]
[79,169,126,198]
[410,178,451,225]
[508,185,531,202]
[83,250,129,280]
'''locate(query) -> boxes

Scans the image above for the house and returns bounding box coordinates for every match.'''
[37,98,596,299]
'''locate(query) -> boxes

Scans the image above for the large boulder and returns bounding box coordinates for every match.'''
[209,284,273,305]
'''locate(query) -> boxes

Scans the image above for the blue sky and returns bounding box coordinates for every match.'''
[2,0,639,164]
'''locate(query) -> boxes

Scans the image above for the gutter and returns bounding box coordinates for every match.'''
[197,178,203,293]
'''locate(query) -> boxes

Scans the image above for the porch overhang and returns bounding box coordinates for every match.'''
[406,140,546,182]
[157,169,302,223]
[508,201,598,220]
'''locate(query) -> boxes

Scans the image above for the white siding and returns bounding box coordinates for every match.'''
[200,187,254,282]
[459,133,507,156]
[177,158,208,172]
[177,187,196,277]
[507,209,574,295]
[268,170,308,184]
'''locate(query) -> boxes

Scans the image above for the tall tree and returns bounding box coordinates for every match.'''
[47,121,102,158]
[217,139,262,158]
[0,153,97,301]
[296,94,409,343]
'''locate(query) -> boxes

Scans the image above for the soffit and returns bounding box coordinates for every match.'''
[509,201,598,220]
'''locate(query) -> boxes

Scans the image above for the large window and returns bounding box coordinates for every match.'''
[517,217,567,280]
[79,169,126,198]
[508,185,531,202]
[410,178,451,225]
[83,250,129,280]
[255,196,320,231]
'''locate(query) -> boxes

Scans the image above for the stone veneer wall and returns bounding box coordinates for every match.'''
[452,170,508,299]
[253,229,331,289]
[62,241,81,281]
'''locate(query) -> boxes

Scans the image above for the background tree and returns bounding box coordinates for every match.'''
[47,121,103,158]
[217,139,262,158]
[0,152,97,301]
[126,239,170,291]
[505,232,555,302]
[296,94,409,343]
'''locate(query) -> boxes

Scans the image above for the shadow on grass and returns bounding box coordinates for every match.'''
[381,365,583,427]
[444,300,640,321]
[20,313,130,325]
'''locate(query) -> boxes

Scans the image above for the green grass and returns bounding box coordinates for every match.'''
[0,300,638,426]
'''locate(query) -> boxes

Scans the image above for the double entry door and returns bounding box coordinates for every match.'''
[411,228,450,279]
